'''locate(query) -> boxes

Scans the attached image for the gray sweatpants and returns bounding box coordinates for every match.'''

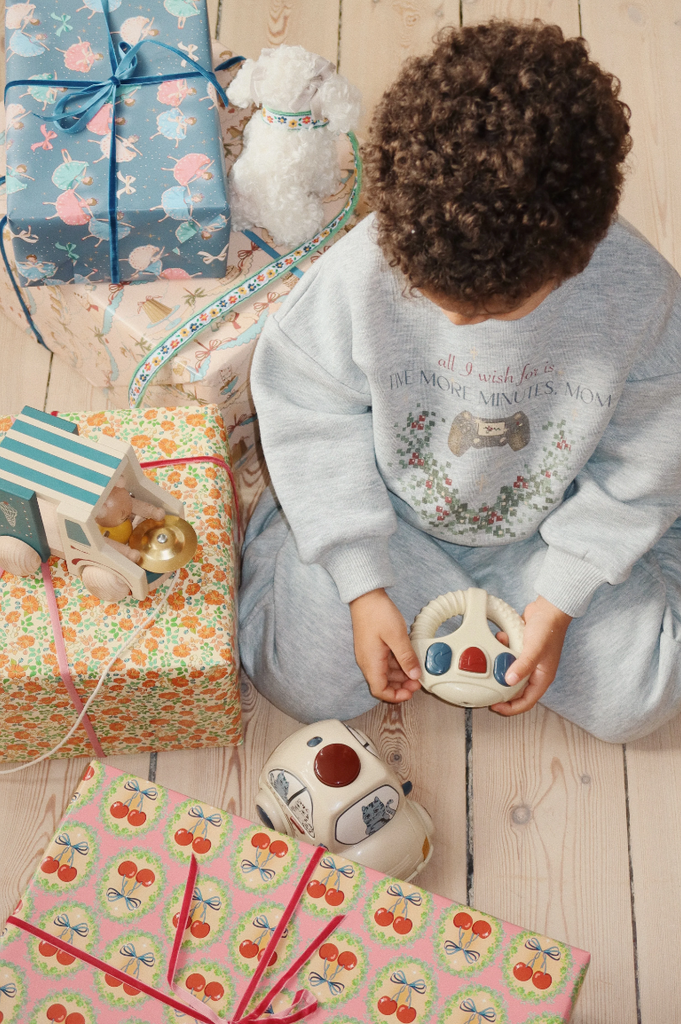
[238,487,681,743]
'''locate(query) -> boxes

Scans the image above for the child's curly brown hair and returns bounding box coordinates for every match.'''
[363,20,632,307]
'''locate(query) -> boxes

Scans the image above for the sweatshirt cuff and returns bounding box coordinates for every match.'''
[317,537,396,604]
[534,547,609,618]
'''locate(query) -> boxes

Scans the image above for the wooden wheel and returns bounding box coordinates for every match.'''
[80,564,131,602]
[0,536,41,576]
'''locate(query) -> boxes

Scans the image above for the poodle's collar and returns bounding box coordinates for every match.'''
[261,107,330,130]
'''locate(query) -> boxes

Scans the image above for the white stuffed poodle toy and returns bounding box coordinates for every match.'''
[227,45,361,248]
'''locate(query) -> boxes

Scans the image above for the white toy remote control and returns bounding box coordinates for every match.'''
[410,587,529,707]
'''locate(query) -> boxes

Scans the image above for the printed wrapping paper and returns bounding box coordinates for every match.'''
[0,45,360,524]
[0,762,589,1023]
[4,0,230,283]
[0,405,241,762]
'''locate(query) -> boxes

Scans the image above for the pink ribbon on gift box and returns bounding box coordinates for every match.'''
[9,845,341,1023]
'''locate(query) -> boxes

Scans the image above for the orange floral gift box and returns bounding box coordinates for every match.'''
[0,762,589,1023]
[0,405,241,762]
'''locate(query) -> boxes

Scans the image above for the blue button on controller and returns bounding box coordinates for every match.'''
[494,651,517,686]
[425,642,453,676]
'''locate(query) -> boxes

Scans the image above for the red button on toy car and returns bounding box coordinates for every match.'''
[458,647,487,673]
[314,743,361,787]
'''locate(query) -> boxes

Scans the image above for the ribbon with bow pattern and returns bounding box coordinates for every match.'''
[524,936,562,972]
[460,997,497,1023]
[120,942,156,977]
[319,855,355,890]
[105,884,142,912]
[54,833,89,866]
[53,914,89,943]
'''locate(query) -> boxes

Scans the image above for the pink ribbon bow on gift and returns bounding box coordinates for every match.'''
[30,124,58,151]
[9,845,341,1023]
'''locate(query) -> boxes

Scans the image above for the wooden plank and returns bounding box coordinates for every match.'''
[580,0,681,269]
[339,0,461,137]
[354,691,468,902]
[154,675,299,815]
[626,719,681,1020]
[0,320,51,417]
[471,706,637,1024]
[461,0,580,34]
[217,0,341,64]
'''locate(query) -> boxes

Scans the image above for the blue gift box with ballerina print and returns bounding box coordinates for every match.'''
[3,0,233,286]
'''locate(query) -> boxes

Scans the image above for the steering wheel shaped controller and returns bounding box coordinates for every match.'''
[410,587,530,707]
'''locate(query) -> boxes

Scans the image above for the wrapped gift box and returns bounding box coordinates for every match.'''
[4,0,231,283]
[0,762,589,1022]
[0,44,361,524]
[0,405,241,762]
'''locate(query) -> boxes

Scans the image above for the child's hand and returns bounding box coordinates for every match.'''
[349,589,422,704]
[490,596,572,717]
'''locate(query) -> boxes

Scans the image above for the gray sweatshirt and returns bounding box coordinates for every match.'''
[251,214,681,617]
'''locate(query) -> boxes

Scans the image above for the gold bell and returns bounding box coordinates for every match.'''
[129,515,198,572]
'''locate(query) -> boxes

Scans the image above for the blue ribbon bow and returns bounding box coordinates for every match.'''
[308,971,345,997]
[460,998,497,1022]
[192,887,222,914]
[121,942,156,975]
[253,915,274,935]
[124,779,158,801]
[50,12,73,36]
[55,833,89,861]
[386,883,422,906]
[389,971,427,997]
[525,937,562,960]
[55,241,78,260]
[320,856,355,880]
[240,858,276,882]
[106,886,142,911]
[189,805,223,828]
[54,913,89,940]
[444,939,481,963]
[0,983,17,999]
[4,0,240,284]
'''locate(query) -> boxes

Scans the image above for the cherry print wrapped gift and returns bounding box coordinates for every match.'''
[0,404,241,762]
[0,762,589,1023]
[4,0,230,284]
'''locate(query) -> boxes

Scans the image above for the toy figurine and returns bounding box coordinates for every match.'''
[0,405,197,601]
[410,587,530,707]
[255,719,434,881]
[95,485,164,563]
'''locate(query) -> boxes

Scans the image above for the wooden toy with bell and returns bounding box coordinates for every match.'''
[0,406,198,601]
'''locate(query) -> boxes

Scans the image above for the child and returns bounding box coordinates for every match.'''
[238,20,681,743]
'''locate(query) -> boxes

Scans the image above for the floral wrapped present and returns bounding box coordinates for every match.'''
[0,44,361,525]
[0,405,240,762]
[0,761,589,1022]
[4,0,232,283]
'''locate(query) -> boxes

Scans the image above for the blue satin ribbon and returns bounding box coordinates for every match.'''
[4,0,242,285]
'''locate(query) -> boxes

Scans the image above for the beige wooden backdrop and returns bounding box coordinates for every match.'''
[2,2,681,1023]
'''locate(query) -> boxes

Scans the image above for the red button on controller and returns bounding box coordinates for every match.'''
[314,744,361,787]
[458,647,487,673]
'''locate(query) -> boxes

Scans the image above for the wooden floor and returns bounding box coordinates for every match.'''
[1,2,680,1022]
